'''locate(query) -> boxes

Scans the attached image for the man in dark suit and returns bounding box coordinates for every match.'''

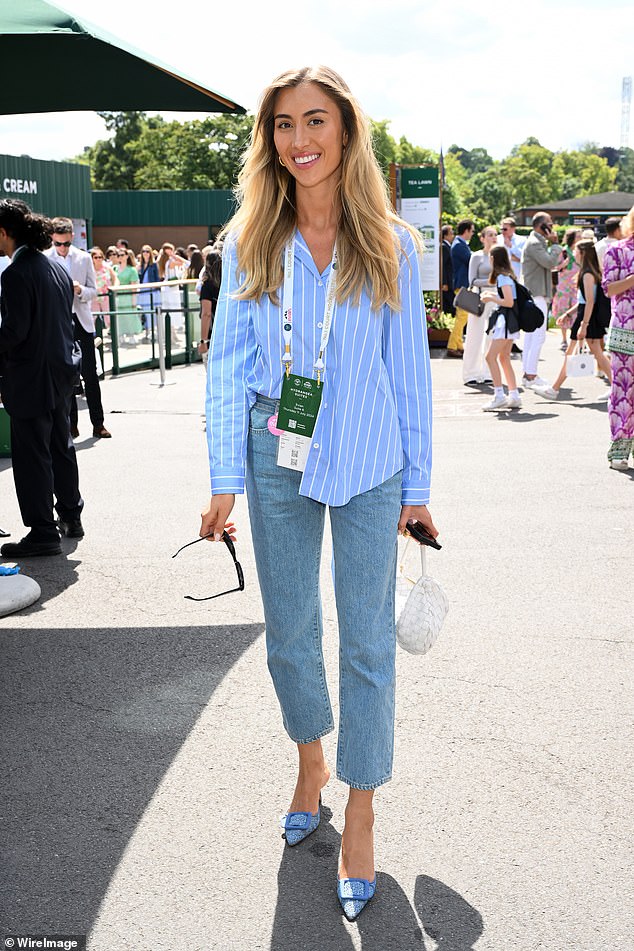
[441,224,455,317]
[0,200,84,557]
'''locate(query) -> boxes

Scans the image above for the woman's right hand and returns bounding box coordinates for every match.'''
[200,494,235,542]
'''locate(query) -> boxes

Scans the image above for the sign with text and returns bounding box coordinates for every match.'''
[397,166,440,291]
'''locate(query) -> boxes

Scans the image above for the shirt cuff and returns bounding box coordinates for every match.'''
[210,471,245,495]
[401,486,431,506]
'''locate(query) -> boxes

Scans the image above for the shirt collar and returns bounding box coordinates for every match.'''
[294,229,334,280]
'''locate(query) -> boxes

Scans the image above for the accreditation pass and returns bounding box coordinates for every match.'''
[276,373,322,472]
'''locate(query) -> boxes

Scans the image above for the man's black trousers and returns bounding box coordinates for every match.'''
[10,392,83,542]
[71,317,104,430]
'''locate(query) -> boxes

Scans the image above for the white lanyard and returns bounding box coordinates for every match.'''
[281,238,338,384]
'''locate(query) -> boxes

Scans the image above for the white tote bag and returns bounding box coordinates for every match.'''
[567,343,595,378]
[395,541,449,655]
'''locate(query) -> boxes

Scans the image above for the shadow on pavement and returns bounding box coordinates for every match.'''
[0,622,264,935]
[415,875,484,949]
[271,812,483,950]
[493,411,558,422]
[8,554,82,610]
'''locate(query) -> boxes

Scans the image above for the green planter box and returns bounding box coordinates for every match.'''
[0,407,11,457]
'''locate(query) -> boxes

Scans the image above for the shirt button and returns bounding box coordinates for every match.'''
[313,443,319,449]
[318,280,323,287]
[317,321,323,328]
[323,402,328,408]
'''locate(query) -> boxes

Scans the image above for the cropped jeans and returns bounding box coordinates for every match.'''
[246,396,402,790]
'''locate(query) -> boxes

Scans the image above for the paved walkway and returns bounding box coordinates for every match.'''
[1,330,632,950]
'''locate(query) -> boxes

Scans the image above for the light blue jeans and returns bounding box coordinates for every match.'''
[246,395,402,790]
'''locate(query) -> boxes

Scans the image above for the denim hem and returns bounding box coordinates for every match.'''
[290,724,335,745]
[336,772,392,790]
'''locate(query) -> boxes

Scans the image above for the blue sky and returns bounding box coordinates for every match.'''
[0,0,631,163]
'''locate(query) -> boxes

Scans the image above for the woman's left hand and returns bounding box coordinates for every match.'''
[398,505,438,538]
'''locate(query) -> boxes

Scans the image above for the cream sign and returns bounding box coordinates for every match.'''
[2,178,38,195]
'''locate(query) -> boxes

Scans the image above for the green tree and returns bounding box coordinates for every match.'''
[552,150,617,199]
[86,111,160,189]
[616,148,634,191]
[498,139,560,209]
[130,114,253,189]
[448,144,493,175]
[370,119,398,177]
[463,167,513,223]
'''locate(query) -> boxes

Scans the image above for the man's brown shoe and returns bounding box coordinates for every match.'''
[93,425,112,438]
[446,349,463,358]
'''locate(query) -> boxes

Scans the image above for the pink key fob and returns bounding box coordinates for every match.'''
[267,414,284,436]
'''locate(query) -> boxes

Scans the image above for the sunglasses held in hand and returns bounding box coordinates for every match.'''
[172,530,244,600]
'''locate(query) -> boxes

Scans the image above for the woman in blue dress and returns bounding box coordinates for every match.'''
[198,66,437,921]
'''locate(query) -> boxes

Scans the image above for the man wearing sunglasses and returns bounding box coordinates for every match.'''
[45,217,111,439]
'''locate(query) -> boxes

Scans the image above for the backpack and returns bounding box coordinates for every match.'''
[514,281,544,332]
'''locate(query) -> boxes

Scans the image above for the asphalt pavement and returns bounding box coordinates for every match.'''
[1,330,632,951]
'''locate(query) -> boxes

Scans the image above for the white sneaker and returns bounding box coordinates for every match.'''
[533,385,559,400]
[506,395,522,409]
[523,376,549,389]
[483,394,509,411]
[610,459,629,470]
[596,392,610,403]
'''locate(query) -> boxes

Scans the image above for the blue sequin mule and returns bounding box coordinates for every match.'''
[337,876,377,921]
[280,799,321,847]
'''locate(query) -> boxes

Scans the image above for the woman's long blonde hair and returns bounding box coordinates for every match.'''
[621,205,634,238]
[224,65,423,311]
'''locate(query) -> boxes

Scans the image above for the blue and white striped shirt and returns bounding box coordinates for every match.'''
[206,227,432,507]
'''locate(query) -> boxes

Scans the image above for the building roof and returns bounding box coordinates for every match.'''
[529,192,634,212]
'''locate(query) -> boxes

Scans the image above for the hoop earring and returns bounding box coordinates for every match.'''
[278,155,285,166]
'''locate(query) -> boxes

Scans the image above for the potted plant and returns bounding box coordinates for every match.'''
[426,306,454,348]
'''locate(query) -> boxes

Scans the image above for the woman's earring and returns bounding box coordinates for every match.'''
[278,155,285,166]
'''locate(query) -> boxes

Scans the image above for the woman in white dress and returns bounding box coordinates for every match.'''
[463,226,498,385]
[157,242,187,342]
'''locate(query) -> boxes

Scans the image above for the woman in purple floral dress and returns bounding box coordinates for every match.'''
[602,206,634,469]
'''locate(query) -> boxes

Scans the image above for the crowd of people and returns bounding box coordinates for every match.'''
[441,210,634,468]
[88,237,221,348]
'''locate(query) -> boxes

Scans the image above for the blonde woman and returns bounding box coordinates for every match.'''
[199,66,437,921]
[89,246,118,329]
[463,226,498,385]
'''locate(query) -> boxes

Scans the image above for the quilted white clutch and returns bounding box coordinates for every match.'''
[395,542,449,655]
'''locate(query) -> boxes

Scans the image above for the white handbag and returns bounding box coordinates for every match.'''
[395,541,449,655]
[567,344,595,378]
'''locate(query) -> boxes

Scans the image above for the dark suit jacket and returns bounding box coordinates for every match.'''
[450,236,472,289]
[442,240,454,291]
[0,248,80,418]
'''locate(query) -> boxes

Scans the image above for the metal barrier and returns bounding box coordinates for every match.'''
[97,278,203,378]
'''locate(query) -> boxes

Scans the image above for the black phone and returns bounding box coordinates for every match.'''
[541,223,551,235]
[403,520,442,550]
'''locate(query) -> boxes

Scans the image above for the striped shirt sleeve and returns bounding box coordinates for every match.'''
[382,230,433,505]
[206,237,257,495]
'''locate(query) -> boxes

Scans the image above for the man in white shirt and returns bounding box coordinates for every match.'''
[595,217,623,268]
[498,216,525,279]
[46,217,111,438]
